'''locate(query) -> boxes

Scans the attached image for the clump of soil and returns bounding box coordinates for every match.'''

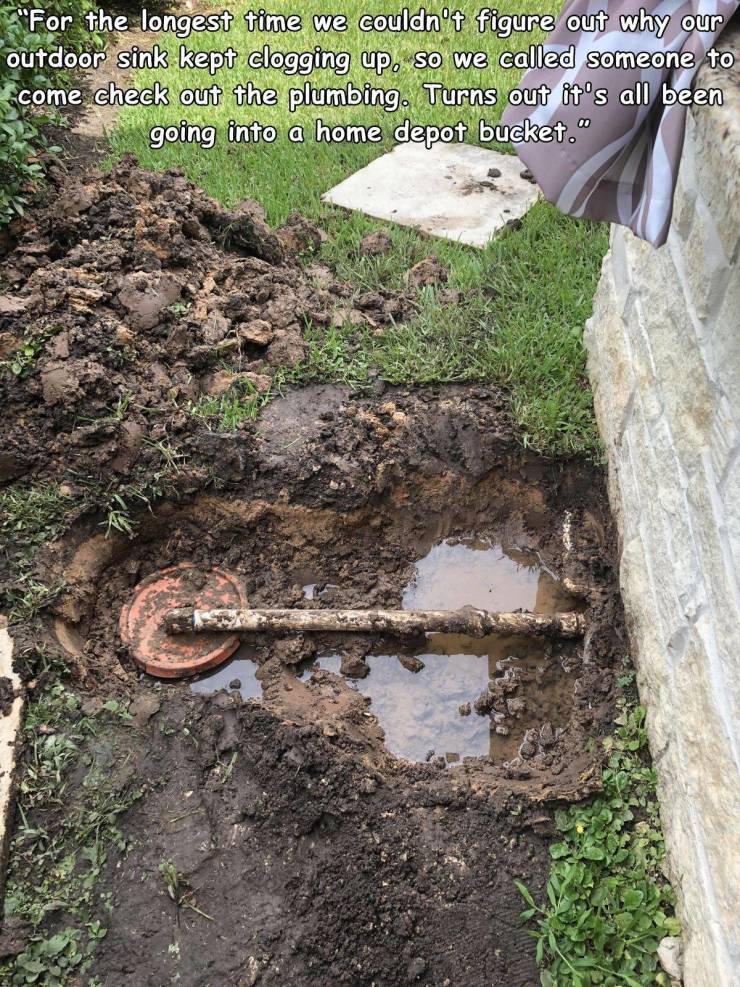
[0,156,414,488]
[360,229,392,256]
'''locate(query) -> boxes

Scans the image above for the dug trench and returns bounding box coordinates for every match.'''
[0,163,625,985]
[4,388,624,987]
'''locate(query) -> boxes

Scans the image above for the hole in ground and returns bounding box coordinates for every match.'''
[42,411,618,792]
[193,536,583,768]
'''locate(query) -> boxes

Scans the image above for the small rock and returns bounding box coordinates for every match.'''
[114,324,136,347]
[487,167,502,179]
[539,721,556,748]
[273,636,314,666]
[398,654,425,674]
[241,955,261,987]
[229,679,242,690]
[506,697,526,717]
[0,294,26,315]
[519,729,538,759]
[359,229,392,256]
[203,369,236,397]
[128,692,161,728]
[203,310,231,344]
[458,702,471,716]
[340,653,369,679]
[407,256,449,290]
[407,957,427,981]
[657,937,683,981]
[237,319,274,346]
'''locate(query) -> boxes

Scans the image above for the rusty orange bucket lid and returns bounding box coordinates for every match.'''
[120,563,247,678]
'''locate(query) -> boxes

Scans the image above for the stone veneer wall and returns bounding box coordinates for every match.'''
[583,24,739,987]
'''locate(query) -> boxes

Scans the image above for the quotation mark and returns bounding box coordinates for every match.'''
[569,118,592,142]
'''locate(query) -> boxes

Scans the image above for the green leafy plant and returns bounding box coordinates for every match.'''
[6,928,90,986]
[0,683,140,985]
[0,2,102,224]
[517,697,679,986]
[1,323,61,377]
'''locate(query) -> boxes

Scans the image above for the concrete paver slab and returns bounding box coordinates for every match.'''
[323,142,539,247]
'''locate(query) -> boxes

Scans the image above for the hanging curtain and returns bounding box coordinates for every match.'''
[501,1,739,245]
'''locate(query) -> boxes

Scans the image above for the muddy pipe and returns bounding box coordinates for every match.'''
[165,607,586,639]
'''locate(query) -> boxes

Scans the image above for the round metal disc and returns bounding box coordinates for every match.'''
[120,564,248,678]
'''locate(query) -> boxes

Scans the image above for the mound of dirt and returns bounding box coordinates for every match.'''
[0,156,413,488]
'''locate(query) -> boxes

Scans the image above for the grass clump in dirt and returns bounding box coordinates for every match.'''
[187,371,283,431]
[110,0,608,457]
[0,483,75,624]
[0,680,142,986]
[0,483,75,548]
[517,669,679,987]
[0,462,184,626]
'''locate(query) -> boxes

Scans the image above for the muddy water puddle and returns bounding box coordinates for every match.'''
[193,536,582,767]
[190,644,262,698]
[402,536,578,613]
[304,630,577,766]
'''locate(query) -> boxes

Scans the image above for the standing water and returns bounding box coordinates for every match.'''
[306,537,581,766]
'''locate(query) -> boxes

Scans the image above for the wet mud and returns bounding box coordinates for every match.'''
[5,382,625,987]
[0,157,415,492]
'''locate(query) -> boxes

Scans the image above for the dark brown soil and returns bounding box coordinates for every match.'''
[1,164,625,987]
[0,157,414,493]
[84,689,557,987]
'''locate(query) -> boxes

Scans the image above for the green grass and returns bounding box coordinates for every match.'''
[517,669,679,987]
[0,483,74,547]
[110,0,608,455]
[0,683,141,986]
[187,371,281,430]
